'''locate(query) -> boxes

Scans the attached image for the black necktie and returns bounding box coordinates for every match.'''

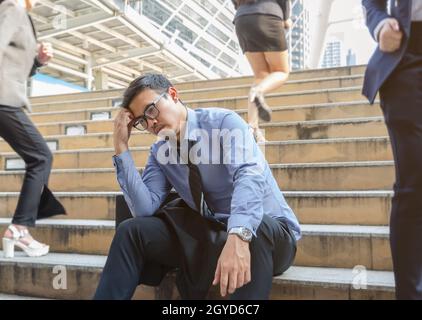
[188,156,203,214]
[178,140,211,217]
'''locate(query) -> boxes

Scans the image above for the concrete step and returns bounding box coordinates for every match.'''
[0,294,48,300]
[195,86,365,111]
[297,224,391,271]
[0,131,156,152]
[0,161,395,192]
[0,191,392,226]
[286,191,391,226]
[27,86,365,113]
[270,161,394,191]
[264,101,381,122]
[29,75,364,113]
[0,192,118,221]
[0,117,389,153]
[29,107,118,124]
[178,75,364,101]
[26,116,387,141]
[29,65,367,105]
[175,64,366,90]
[0,137,394,171]
[272,266,394,300]
[0,252,112,300]
[0,219,115,256]
[0,252,394,300]
[0,219,392,271]
[27,101,382,127]
[263,117,386,141]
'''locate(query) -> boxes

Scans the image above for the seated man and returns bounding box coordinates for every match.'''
[94,74,301,300]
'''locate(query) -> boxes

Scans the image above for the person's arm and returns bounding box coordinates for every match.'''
[362,0,403,52]
[213,111,266,297]
[113,108,171,217]
[362,0,391,41]
[0,1,24,68]
[29,43,54,77]
[29,57,43,77]
[221,112,266,235]
[113,150,172,217]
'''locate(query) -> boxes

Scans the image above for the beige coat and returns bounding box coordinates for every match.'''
[0,0,37,111]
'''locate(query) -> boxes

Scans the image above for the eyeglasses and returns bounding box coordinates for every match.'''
[133,92,167,131]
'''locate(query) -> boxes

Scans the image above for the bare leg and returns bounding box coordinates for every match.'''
[256,51,290,94]
[245,52,270,130]
[251,51,290,123]
[244,51,290,141]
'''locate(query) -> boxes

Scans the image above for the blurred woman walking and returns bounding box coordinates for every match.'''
[233,0,292,142]
[0,0,66,258]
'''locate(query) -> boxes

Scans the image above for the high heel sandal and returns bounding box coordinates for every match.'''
[249,87,272,122]
[2,225,49,258]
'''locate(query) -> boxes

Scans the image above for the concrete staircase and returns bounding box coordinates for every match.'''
[0,65,396,300]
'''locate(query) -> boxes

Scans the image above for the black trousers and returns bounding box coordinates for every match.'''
[0,106,65,227]
[94,199,297,300]
[379,28,422,300]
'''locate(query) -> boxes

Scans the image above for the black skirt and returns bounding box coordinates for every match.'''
[235,14,287,53]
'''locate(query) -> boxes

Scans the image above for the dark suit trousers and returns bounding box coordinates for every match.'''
[379,43,422,299]
[93,199,297,300]
[0,106,65,227]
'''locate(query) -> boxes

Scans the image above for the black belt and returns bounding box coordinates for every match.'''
[408,22,422,54]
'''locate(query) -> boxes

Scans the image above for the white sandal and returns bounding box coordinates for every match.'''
[2,225,49,258]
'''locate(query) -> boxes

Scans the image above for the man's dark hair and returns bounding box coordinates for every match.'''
[121,73,173,109]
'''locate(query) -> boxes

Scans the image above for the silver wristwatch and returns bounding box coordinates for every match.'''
[228,227,253,242]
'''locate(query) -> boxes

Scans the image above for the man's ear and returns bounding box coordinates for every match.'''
[168,87,179,103]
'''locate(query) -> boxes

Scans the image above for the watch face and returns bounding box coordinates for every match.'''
[229,227,252,241]
[241,228,253,240]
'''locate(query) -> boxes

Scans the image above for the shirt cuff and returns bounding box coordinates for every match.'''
[373,18,390,42]
[227,215,258,237]
[112,150,134,169]
[34,57,44,68]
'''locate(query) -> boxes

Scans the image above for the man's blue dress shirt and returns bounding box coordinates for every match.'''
[113,107,301,240]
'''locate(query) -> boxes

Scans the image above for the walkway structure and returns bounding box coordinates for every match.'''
[31,0,242,90]
[30,0,337,90]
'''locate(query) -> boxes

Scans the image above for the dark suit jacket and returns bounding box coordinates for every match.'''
[362,0,413,104]
[116,194,227,299]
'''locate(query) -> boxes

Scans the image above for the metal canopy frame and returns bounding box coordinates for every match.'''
[30,0,323,91]
[30,0,242,90]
